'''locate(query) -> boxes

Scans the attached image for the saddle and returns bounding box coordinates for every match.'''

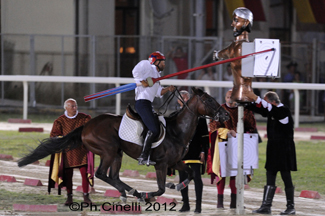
[126,104,141,121]
[122,104,165,143]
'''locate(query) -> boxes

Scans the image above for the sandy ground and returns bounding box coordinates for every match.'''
[0,159,325,216]
[1,122,325,215]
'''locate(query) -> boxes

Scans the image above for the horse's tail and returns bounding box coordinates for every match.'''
[17,126,84,167]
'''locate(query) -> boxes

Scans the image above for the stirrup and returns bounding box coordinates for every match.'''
[146,159,156,166]
[138,158,156,166]
[145,155,156,166]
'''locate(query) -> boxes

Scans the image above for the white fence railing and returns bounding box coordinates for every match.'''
[1,75,325,128]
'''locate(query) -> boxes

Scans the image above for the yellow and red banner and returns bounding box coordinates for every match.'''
[292,0,325,24]
[224,0,266,22]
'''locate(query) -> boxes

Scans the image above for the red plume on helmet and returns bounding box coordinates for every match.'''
[148,51,165,65]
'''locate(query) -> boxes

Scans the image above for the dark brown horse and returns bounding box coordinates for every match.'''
[18,87,229,202]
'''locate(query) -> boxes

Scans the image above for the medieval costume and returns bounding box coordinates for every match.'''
[207,103,256,208]
[178,118,209,213]
[48,111,94,205]
[248,94,297,215]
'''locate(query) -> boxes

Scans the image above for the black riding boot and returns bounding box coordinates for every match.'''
[138,131,156,165]
[217,194,224,209]
[280,187,296,215]
[252,185,276,214]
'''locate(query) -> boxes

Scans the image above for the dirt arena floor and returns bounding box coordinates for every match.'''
[1,159,325,216]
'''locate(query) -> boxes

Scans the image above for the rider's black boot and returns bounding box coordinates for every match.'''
[138,131,156,165]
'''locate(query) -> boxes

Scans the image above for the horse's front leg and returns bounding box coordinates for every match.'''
[172,160,195,191]
[139,163,167,200]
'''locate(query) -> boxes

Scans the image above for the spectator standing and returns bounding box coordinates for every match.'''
[167,46,189,79]
[197,66,218,99]
[282,61,300,109]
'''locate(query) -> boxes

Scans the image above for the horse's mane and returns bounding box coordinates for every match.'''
[166,107,183,120]
[165,98,190,121]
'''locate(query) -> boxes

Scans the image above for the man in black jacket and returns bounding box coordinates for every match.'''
[177,90,209,214]
[246,91,297,215]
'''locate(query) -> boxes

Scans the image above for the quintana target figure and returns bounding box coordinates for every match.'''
[213,7,254,102]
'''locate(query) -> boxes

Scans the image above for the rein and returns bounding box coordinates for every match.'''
[157,88,192,116]
[157,88,222,122]
[157,88,178,115]
[199,93,222,121]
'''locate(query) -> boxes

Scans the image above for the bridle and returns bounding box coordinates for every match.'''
[173,89,223,121]
[157,88,222,121]
[198,93,222,121]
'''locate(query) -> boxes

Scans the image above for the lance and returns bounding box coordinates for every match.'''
[84,48,274,102]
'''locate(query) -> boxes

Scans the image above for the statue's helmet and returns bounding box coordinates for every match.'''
[233,7,253,27]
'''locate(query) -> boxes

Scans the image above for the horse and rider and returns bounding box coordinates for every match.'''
[18,50,230,203]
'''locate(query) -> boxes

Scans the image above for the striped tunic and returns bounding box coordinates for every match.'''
[50,112,91,168]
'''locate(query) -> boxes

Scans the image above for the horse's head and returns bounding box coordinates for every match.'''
[191,87,230,123]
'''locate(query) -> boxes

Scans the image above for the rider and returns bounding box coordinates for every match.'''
[132,51,175,165]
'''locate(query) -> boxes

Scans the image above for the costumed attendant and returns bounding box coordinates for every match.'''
[48,98,94,205]
[176,90,209,214]
[246,91,297,215]
[206,89,256,209]
[132,51,175,166]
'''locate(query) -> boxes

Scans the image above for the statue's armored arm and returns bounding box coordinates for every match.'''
[213,45,231,61]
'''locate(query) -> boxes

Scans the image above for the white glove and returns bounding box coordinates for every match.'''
[213,50,219,61]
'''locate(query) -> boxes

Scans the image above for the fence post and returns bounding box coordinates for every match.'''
[61,36,65,106]
[117,36,121,77]
[90,35,96,109]
[1,34,4,100]
[311,38,317,116]
[29,35,36,107]
[294,89,300,128]
[115,83,121,115]
[23,81,28,120]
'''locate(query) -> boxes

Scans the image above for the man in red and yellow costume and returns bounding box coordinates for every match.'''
[48,98,94,205]
[207,90,256,209]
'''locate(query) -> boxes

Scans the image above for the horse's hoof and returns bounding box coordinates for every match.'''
[128,188,136,195]
[176,179,190,191]
[166,182,175,189]
[140,192,153,199]
[120,196,127,203]
[137,197,145,204]
[176,184,183,191]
